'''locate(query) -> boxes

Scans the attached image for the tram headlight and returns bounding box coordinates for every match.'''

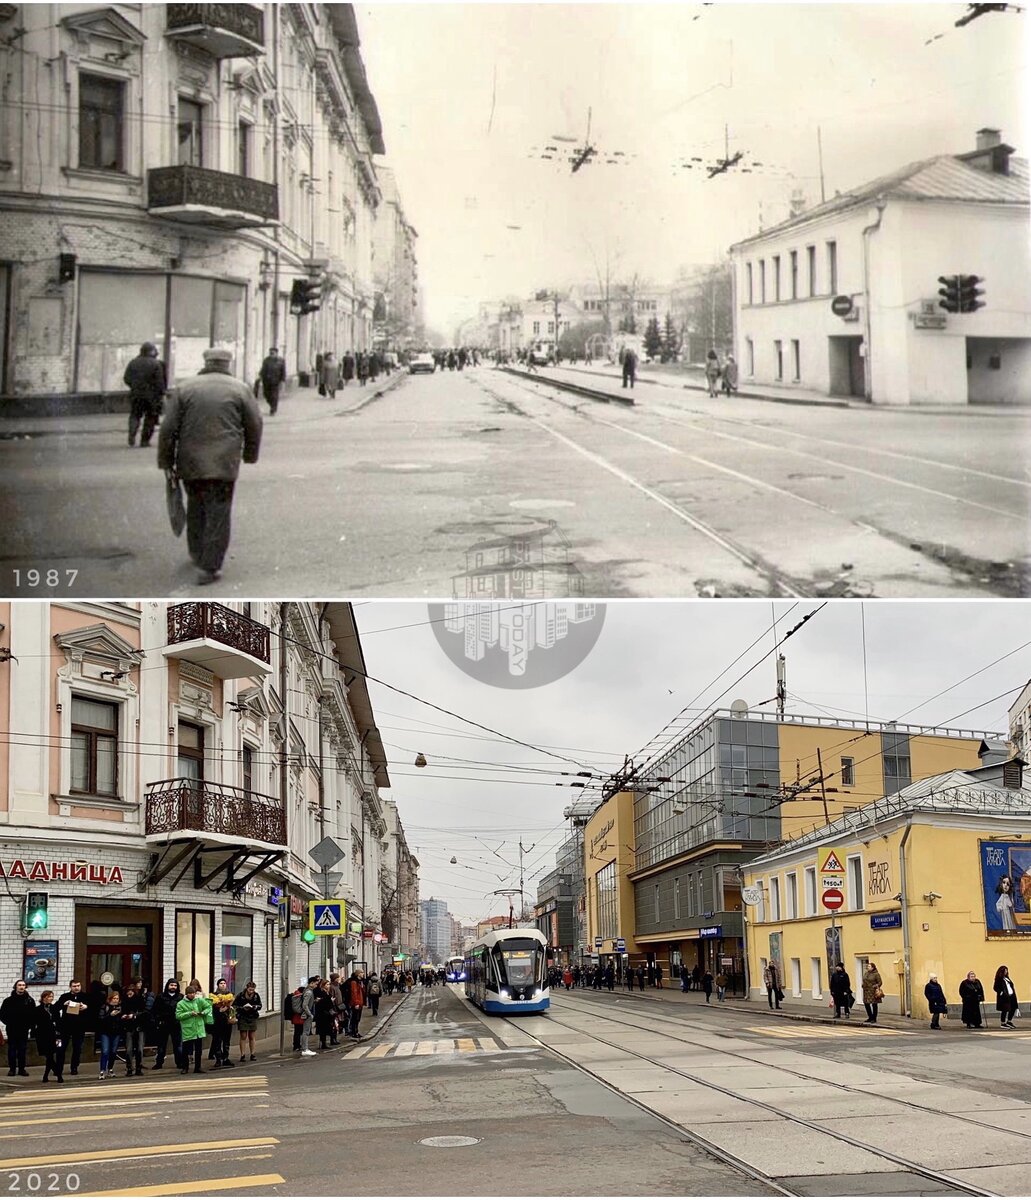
[500,988,509,998]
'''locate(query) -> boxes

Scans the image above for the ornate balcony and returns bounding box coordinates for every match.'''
[145,779,287,848]
[165,4,265,58]
[147,165,278,229]
[164,602,271,680]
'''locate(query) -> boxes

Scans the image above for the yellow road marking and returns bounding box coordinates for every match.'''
[744,1024,909,1039]
[393,1041,416,1056]
[346,1045,370,1059]
[0,1136,278,1170]
[74,1173,286,1197]
[0,1091,270,1116]
[0,1112,149,1130]
[456,1038,477,1052]
[0,1078,267,1103]
[366,1044,391,1058]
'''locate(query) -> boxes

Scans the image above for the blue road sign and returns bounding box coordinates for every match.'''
[308,899,346,935]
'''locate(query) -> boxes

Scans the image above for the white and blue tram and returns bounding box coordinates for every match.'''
[445,955,467,983]
[464,927,549,1014]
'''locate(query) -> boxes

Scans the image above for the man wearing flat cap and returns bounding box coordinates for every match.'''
[158,347,263,585]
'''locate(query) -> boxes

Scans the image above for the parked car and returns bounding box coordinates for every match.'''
[409,352,436,374]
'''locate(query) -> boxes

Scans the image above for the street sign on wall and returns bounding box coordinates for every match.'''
[870,911,902,930]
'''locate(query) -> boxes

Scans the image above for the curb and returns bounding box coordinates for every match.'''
[333,369,407,417]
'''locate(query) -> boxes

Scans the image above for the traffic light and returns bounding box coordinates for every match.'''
[937,275,961,313]
[301,927,317,945]
[289,277,323,316]
[959,274,985,313]
[25,891,49,932]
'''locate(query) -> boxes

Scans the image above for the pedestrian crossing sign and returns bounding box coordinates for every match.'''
[308,899,346,935]
[818,848,846,875]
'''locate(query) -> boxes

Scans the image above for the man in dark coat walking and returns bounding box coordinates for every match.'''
[158,347,263,585]
[622,347,637,389]
[124,342,166,448]
[258,347,287,415]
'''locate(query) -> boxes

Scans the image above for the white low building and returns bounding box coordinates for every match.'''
[729,130,1030,405]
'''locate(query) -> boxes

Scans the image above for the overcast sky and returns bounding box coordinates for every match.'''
[357,2,1028,334]
[354,600,1031,924]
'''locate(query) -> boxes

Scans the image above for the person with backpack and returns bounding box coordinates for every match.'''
[299,976,318,1056]
[367,973,383,1018]
[175,984,211,1074]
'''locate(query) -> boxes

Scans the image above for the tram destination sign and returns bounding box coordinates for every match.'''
[0,858,124,885]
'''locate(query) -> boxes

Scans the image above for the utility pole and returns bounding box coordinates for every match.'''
[776,653,786,719]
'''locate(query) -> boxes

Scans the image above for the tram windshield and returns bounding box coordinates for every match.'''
[493,938,544,987]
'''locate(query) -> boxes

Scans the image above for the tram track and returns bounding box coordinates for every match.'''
[490,993,997,1197]
[475,369,1028,597]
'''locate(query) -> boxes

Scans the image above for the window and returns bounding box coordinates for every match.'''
[70,696,118,795]
[759,260,766,303]
[595,862,617,940]
[654,883,661,923]
[790,250,798,299]
[807,245,817,297]
[772,255,781,302]
[810,957,822,998]
[79,74,125,171]
[532,321,540,335]
[786,872,798,919]
[547,322,554,334]
[673,876,681,921]
[176,910,213,988]
[841,756,855,787]
[755,880,765,923]
[826,241,838,294]
[770,876,781,921]
[791,958,802,997]
[237,120,251,177]
[774,339,784,381]
[791,339,800,382]
[177,98,204,167]
[746,262,754,304]
[242,745,254,795]
[804,866,817,916]
[847,854,864,911]
[221,912,253,994]
[882,733,911,791]
[746,337,754,377]
[178,722,205,782]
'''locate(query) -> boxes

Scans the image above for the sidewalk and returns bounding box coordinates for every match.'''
[584,981,928,1033]
[549,362,1027,415]
[0,371,406,439]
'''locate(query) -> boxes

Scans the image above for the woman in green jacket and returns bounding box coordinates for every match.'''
[175,985,212,1074]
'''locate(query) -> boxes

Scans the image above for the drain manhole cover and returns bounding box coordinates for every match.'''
[418,1136,481,1148]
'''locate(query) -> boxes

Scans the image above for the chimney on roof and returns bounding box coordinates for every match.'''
[979,738,1010,767]
[961,128,1014,176]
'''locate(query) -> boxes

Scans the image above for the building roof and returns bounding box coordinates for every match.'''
[732,153,1029,249]
[750,766,1031,866]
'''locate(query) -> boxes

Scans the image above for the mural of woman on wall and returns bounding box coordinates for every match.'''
[996,875,1018,932]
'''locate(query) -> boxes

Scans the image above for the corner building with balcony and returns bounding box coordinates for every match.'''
[0,600,412,1047]
[0,3,391,410]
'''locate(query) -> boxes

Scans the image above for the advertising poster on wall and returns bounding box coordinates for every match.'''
[23,939,58,984]
[980,840,1031,935]
[768,931,783,972]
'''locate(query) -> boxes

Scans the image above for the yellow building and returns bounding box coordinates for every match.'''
[628,708,988,994]
[743,745,1031,1020]
[584,791,640,968]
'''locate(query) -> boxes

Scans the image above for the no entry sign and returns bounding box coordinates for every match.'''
[822,887,844,911]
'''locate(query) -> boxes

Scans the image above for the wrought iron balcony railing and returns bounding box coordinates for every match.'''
[145,778,287,846]
[167,602,270,664]
[165,3,265,58]
[147,165,278,227]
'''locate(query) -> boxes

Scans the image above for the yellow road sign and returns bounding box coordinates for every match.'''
[818,847,846,875]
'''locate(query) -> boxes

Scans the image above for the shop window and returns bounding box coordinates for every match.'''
[80,74,125,172]
[265,920,276,1008]
[176,910,213,989]
[70,695,118,796]
[76,271,165,393]
[178,721,205,782]
[221,912,253,994]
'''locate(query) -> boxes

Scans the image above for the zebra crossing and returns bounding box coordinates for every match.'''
[744,1023,916,1039]
[346,1036,502,1059]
